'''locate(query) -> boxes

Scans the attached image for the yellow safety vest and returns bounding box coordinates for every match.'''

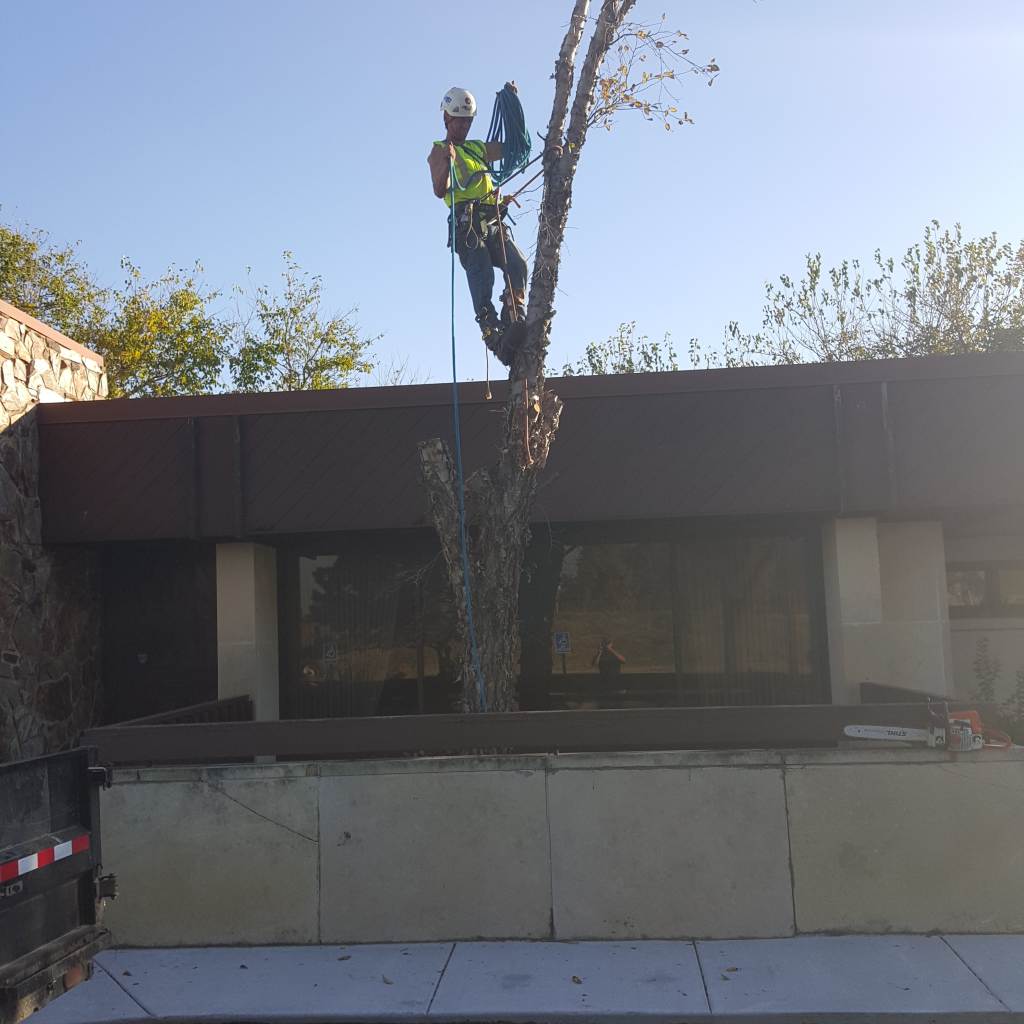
[435,139,497,207]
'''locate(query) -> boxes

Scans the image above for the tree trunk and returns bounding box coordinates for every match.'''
[419,388,562,711]
[420,0,636,712]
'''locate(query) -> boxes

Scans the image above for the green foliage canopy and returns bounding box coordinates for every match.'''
[561,320,679,376]
[229,253,375,393]
[717,221,1024,366]
[1,224,378,397]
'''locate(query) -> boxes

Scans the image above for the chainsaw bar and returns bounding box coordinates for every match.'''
[843,724,940,746]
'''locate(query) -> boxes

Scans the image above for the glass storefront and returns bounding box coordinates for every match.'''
[281,538,460,719]
[539,541,677,708]
[528,528,825,709]
[279,523,828,717]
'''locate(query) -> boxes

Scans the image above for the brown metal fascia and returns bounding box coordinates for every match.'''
[832,384,847,513]
[881,380,898,508]
[34,353,1024,427]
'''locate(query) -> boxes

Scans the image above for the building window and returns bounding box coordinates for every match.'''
[521,526,827,710]
[281,538,460,718]
[947,563,1024,618]
[545,541,677,707]
[282,525,829,717]
[675,535,818,706]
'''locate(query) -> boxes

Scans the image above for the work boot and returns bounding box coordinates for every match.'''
[499,289,528,358]
[476,304,512,367]
[500,287,527,325]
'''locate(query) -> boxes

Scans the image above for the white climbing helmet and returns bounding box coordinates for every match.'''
[441,87,477,118]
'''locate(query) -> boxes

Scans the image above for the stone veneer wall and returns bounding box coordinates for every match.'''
[0,300,108,761]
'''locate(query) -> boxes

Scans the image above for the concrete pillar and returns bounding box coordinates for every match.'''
[876,521,954,698]
[822,518,883,704]
[822,518,953,703]
[216,543,279,720]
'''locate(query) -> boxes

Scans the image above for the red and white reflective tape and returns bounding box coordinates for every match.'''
[0,833,90,883]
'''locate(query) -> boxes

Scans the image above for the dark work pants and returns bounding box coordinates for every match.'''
[452,205,528,319]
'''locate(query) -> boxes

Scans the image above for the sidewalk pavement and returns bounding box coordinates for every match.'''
[33,935,1024,1023]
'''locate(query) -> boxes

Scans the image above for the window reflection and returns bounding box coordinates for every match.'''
[555,542,675,674]
[946,563,1024,618]
[284,544,459,718]
[282,526,827,717]
[675,536,815,706]
[526,530,823,710]
[997,568,1024,609]
[947,568,987,609]
[547,542,676,708]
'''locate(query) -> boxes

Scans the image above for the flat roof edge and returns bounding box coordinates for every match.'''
[34,352,1024,425]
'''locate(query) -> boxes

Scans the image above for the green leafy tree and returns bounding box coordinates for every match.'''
[102,258,229,397]
[714,221,1024,367]
[561,320,679,375]
[229,253,376,393]
[1,223,228,397]
[0,225,108,347]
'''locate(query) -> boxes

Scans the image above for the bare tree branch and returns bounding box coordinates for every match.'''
[566,0,638,151]
[543,0,592,161]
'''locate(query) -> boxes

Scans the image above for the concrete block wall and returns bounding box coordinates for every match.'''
[0,301,108,760]
[99,747,1024,946]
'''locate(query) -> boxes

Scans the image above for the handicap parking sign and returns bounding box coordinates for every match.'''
[552,631,572,655]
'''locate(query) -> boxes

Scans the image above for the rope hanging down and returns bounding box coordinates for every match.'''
[448,158,487,713]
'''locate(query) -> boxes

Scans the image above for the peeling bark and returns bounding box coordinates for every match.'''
[420,0,634,712]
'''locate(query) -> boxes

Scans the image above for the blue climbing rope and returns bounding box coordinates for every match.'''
[486,84,531,185]
[447,85,534,200]
[448,160,487,713]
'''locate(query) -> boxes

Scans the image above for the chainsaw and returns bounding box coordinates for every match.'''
[844,702,1012,751]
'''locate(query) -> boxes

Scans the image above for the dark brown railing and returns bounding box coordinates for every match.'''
[859,682,950,704]
[108,695,253,727]
[79,700,995,766]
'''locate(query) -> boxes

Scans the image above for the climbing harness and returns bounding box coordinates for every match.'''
[448,159,487,713]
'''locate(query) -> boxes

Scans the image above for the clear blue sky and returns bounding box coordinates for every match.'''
[5,0,1023,384]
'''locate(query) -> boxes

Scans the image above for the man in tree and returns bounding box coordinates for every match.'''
[420,5,718,713]
[427,85,528,368]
